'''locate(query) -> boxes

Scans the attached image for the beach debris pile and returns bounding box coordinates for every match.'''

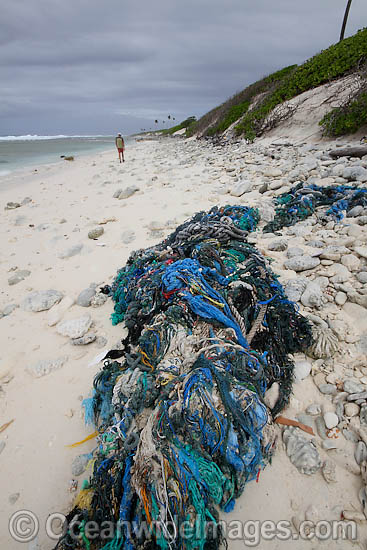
[56,182,367,550]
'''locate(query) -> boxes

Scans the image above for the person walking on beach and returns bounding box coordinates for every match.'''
[115,133,125,163]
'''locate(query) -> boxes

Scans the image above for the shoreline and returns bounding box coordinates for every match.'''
[0,145,117,191]
[1,135,367,549]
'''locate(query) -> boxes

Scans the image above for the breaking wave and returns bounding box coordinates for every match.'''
[0,135,107,141]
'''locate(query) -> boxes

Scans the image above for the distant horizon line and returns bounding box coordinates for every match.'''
[0,134,126,141]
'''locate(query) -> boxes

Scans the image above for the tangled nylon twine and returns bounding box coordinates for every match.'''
[56,182,367,550]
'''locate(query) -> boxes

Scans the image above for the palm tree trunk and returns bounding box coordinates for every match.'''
[340,0,353,42]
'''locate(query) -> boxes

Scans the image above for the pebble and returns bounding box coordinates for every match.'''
[343,429,359,443]
[95,336,108,348]
[90,293,108,307]
[335,291,347,306]
[269,180,284,190]
[335,401,344,422]
[284,255,320,272]
[286,247,304,258]
[322,439,338,450]
[118,185,139,199]
[268,239,288,252]
[264,382,279,409]
[315,416,328,439]
[264,167,282,177]
[348,205,364,217]
[88,227,104,239]
[71,454,90,476]
[71,333,96,345]
[319,383,337,395]
[357,272,367,284]
[344,379,365,394]
[8,270,31,286]
[27,356,69,378]
[301,281,324,308]
[355,441,367,465]
[230,180,252,196]
[22,290,63,312]
[5,202,21,210]
[360,404,367,426]
[294,360,311,381]
[323,412,339,429]
[2,303,17,316]
[342,166,367,182]
[258,182,268,194]
[56,315,92,339]
[284,278,307,302]
[76,286,96,307]
[341,254,360,271]
[355,246,367,260]
[329,264,350,284]
[306,403,321,415]
[344,403,360,417]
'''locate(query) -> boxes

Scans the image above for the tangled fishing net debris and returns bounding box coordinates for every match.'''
[56,182,367,550]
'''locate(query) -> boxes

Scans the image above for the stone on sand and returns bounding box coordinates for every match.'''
[56,314,92,339]
[22,290,63,312]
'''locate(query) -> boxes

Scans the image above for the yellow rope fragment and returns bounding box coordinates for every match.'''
[66,431,98,448]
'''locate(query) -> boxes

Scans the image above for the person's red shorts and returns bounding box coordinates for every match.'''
[118,148,124,153]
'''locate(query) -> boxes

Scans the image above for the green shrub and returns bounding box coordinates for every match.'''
[320,90,367,136]
[191,65,297,137]
[159,116,197,136]
[235,28,367,139]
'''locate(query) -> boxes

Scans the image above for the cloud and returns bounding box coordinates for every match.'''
[1,0,367,134]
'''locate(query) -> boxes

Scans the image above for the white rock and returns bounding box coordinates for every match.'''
[230,180,252,197]
[341,254,360,272]
[264,167,282,177]
[344,403,359,417]
[284,255,320,272]
[355,246,367,260]
[264,382,280,409]
[27,356,69,378]
[22,290,63,312]
[323,412,339,429]
[118,185,139,199]
[306,403,321,415]
[301,281,324,308]
[342,166,367,182]
[269,180,284,190]
[56,314,92,339]
[294,360,311,381]
[47,296,75,326]
[335,292,347,306]
[329,264,350,284]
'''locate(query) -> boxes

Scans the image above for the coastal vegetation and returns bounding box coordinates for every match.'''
[159,116,197,135]
[189,28,367,140]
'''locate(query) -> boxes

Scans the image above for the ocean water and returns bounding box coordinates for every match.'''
[0,135,122,176]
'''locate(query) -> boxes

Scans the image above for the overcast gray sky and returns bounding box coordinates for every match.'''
[1,0,366,136]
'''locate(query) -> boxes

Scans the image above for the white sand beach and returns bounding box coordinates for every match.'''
[1,135,367,549]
